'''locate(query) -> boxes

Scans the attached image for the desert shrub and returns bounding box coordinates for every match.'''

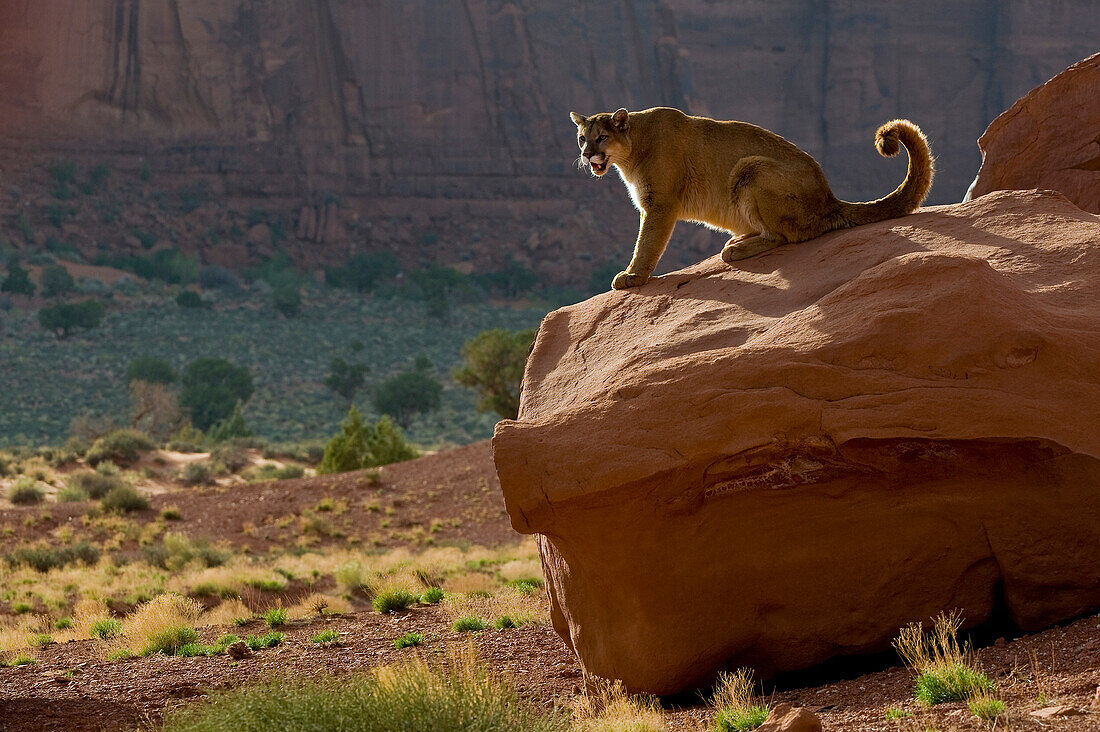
[420,587,444,605]
[207,404,252,443]
[180,461,212,485]
[5,541,99,572]
[142,533,227,571]
[101,485,148,513]
[372,370,442,428]
[712,668,769,732]
[452,616,487,633]
[893,611,994,705]
[245,631,284,650]
[180,359,254,431]
[8,476,44,505]
[454,328,535,419]
[263,607,287,628]
[125,356,177,385]
[66,470,127,499]
[372,589,417,615]
[38,299,106,338]
[323,357,369,406]
[129,380,183,439]
[160,505,182,520]
[41,264,75,298]
[324,251,401,292]
[573,681,666,732]
[86,428,155,465]
[99,247,198,284]
[1,262,35,296]
[210,442,250,472]
[318,408,418,474]
[274,464,304,480]
[90,617,122,640]
[967,693,1005,720]
[143,626,200,656]
[393,632,422,649]
[56,484,88,502]
[158,650,565,732]
[198,266,242,293]
[272,285,302,317]
[122,594,202,656]
[368,415,418,466]
[311,629,339,645]
[175,290,204,309]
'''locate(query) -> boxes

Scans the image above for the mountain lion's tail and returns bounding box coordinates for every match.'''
[839,119,934,226]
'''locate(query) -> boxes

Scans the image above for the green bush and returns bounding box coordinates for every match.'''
[158,655,566,732]
[493,616,516,630]
[66,470,127,499]
[420,587,444,605]
[180,461,212,485]
[8,476,45,505]
[207,403,252,443]
[142,533,227,571]
[90,617,122,640]
[323,357,369,406]
[41,265,76,299]
[913,664,994,705]
[1,262,35,296]
[39,299,106,338]
[99,247,198,284]
[56,484,90,502]
[101,485,148,513]
[54,617,74,630]
[180,359,254,431]
[245,631,284,650]
[142,626,199,656]
[211,442,250,472]
[373,589,417,614]
[714,706,770,732]
[325,252,402,292]
[311,629,339,645]
[86,428,155,465]
[393,632,422,649]
[263,607,287,628]
[372,371,442,428]
[125,356,177,385]
[452,616,487,633]
[5,542,100,572]
[272,285,302,317]
[176,290,204,309]
[968,696,1005,720]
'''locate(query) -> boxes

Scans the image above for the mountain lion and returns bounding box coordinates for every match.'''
[570,107,934,290]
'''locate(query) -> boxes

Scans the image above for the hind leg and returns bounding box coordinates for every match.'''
[721,234,782,262]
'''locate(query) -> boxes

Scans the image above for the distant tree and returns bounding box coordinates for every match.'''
[38,299,105,338]
[372,371,442,428]
[176,290,204,309]
[125,357,177,386]
[180,358,254,431]
[453,328,536,420]
[41,265,75,299]
[366,415,418,466]
[323,357,369,407]
[207,401,252,443]
[1,262,35,296]
[325,251,400,292]
[475,257,539,299]
[272,285,302,317]
[129,381,183,440]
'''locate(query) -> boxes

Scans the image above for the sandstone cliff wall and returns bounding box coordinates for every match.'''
[1,2,1096,276]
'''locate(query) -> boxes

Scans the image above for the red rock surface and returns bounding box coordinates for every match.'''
[493,189,1100,694]
[966,53,1100,213]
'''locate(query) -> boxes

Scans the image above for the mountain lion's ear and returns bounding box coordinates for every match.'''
[611,108,630,131]
[570,111,586,126]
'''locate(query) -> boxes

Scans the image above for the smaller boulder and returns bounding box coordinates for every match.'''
[1030,705,1084,719]
[225,640,253,660]
[756,704,822,732]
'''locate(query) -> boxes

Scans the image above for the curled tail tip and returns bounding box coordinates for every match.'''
[875,119,925,158]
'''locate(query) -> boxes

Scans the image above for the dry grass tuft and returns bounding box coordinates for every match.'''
[442,585,548,627]
[711,668,769,731]
[571,678,667,732]
[200,598,253,627]
[116,593,203,657]
[893,611,995,706]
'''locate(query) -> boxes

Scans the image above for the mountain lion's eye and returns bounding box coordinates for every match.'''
[597,135,608,143]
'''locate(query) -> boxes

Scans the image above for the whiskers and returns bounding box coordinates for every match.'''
[574,155,588,171]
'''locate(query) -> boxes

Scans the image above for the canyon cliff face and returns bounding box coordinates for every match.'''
[0,2,1096,279]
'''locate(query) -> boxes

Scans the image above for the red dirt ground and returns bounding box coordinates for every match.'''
[2,441,1098,730]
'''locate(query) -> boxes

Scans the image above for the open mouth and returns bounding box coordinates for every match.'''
[590,159,608,175]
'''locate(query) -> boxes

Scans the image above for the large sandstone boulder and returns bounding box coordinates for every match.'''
[965,54,1100,213]
[493,189,1100,695]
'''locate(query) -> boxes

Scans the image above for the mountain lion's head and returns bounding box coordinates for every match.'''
[570,108,631,177]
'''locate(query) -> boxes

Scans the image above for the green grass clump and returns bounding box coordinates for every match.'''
[56,485,90,502]
[420,587,444,604]
[311,629,339,645]
[373,589,417,614]
[8,476,44,505]
[90,617,123,640]
[263,607,287,628]
[12,601,33,614]
[176,642,215,658]
[4,542,100,572]
[65,470,127,499]
[968,695,1005,720]
[215,634,241,649]
[884,707,911,720]
[712,668,769,732]
[100,485,149,513]
[246,632,284,650]
[54,617,74,630]
[28,633,52,647]
[142,626,200,656]
[158,651,567,732]
[894,611,995,706]
[394,632,422,649]
[106,648,133,661]
[493,616,517,630]
[6,655,37,667]
[452,616,487,633]
[231,617,250,627]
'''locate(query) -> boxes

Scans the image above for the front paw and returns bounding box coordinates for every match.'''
[612,271,648,290]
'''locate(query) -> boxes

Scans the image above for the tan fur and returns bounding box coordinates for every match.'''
[570,107,934,289]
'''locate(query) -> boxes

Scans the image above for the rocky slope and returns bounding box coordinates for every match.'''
[1,2,1097,280]
[493,189,1100,694]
